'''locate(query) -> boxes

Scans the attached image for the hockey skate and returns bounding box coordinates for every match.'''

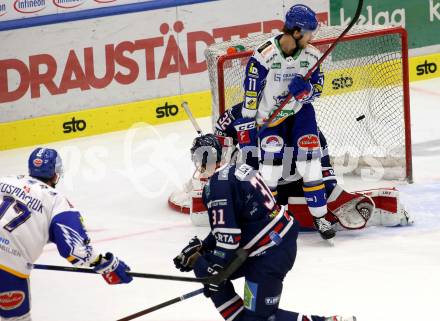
[324,316,356,321]
[313,216,336,240]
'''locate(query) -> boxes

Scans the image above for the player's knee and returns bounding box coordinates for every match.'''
[296,158,322,183]
[260,163,283,191]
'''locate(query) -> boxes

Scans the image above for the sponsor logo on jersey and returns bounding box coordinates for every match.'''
[213,249,225,259]
[63,117,87,133]
[248,63,259,77]
[0,3,6,16]
[274,72,296,82]
[156,102,178,118]
[33,158,43,167]
[270,62,281,69]
[245,97,257,110]
[234,121,256,131]
[246,91,257,97]
[416,60,437,75]
[53,0,85,9]
[13,0,46,13]
[300,61,310,68]
[0,291,25,310]
[244,281,258,311]
[261,135,284,153]
[0,236,10,245]
[331,75,354,90]
[265,295,280,305]
[298,134,319,150]
[215,233,239,244]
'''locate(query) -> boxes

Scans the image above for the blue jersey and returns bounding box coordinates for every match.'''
[201,164,295,264]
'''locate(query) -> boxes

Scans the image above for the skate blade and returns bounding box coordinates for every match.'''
[325,238,335,246]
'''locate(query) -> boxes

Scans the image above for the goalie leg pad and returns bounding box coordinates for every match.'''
[358,188,413,227]
[288,197,337,231]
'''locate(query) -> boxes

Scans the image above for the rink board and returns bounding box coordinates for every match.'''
[0,90,210,150]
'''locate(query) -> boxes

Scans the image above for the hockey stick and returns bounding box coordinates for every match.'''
[258,0,364,134]
[182,101,203,135]
[33,248,248,285]
[117,288,204,321]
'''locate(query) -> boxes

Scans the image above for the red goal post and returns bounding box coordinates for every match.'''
[206,25,412,182]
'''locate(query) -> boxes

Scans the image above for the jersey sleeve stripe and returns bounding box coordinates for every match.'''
[212,227,241,234]
[216,242,240,250]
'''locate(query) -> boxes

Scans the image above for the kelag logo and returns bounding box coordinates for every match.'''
[332,75,354,90]
[53,0,85,9]
[14,0,46,13]
[0,3,6,17]
[156,102,178,118]
[63,117,87,133]
[416,60,437,76]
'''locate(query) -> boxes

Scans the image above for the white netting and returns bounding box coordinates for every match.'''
[205,25,412,181]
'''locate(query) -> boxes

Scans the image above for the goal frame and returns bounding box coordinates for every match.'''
[215,27,412,183]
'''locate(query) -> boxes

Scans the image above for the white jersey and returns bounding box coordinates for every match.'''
[242,33,323,125]
[0,175,88,278]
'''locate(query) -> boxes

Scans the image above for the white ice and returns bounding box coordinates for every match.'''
[0,78,440,321]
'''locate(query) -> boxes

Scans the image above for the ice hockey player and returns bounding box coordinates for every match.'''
[170,99,412,235]
[173,134,356,321]
[0,148,132,321]
[232,4,335,238]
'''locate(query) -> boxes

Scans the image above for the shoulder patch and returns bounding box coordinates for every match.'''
[234,164,255,181]
[218,164,233,180]
[257,41,272,53]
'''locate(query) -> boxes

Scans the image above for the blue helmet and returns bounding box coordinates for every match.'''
[285,4,318,32]
[28,148,63,179]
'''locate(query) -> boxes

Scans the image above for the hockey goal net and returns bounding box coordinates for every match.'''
[205,25,412,182]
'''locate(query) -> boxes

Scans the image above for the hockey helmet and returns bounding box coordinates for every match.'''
[29,147,63,179]
[190,134,222,169]
[285,4,318,32]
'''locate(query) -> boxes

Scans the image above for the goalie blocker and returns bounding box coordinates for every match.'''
[169,175,413,230]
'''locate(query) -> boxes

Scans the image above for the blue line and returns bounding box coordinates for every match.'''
[0,0,218,32]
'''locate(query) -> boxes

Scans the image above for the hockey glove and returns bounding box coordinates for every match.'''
[233,118,257,148]
[288,74,313,103]
[173,236,204,272]
[193,257,225,297]
[93,252,133,285]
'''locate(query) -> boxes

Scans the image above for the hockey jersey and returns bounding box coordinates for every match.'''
[201,164,295,264]
[242,33,324,125]
[0,175,99,278]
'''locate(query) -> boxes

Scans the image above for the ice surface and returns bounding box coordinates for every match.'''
[0,78,439,321]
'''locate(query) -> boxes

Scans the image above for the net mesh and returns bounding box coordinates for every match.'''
[205,25,411,181]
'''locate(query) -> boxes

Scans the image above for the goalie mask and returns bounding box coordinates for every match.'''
[190,134,222,175]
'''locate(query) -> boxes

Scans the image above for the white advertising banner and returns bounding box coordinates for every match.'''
[0,0,151,21]
[0,0,329,122]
